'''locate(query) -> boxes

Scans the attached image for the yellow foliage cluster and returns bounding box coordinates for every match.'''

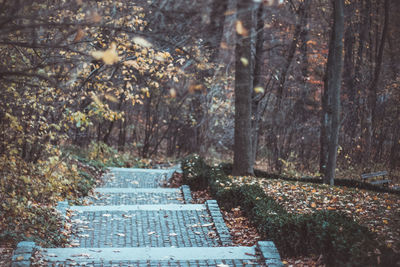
[0,146,84,245]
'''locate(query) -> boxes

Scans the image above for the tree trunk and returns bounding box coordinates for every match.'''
[364,0,390,164]
[251,3,264,166]
[233,0,254,176]
[321,0,344,185]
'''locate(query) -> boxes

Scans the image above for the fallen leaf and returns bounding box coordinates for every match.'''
[124,60,140,69]
[15,256,24,261]
[91,43,119,65]
[90,12,102,23]
[71,253,91,258]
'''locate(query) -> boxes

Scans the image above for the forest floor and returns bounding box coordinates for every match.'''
[168,171,400,266]
[231,176,399,266]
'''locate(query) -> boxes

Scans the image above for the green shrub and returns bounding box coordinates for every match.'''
[76,170,96,197]
[182,154,211,190]
[182,155,399,266]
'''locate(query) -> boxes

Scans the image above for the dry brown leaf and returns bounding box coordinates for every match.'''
[73,28,85,42]
[90,12,102,23]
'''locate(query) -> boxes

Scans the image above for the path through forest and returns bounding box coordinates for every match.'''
[13,167,282,266]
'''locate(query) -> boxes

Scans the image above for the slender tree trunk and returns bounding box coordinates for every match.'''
[118,117,126,151]
[343,3,355,153]
[390,111,400,170]
[353,0,369,163]
[233,0,254,176]
[275,22,301,109]
[321,0,344,185]
[208,0,229,59]
[365,0,390,164]
[251,3,264,166]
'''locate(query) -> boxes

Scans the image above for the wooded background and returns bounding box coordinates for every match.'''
[1,0,399,181]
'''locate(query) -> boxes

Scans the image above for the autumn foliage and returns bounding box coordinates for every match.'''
[1,1,400,265]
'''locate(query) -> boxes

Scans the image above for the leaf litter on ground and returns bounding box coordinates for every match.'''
[189,175,399,266]
[228,175,400,253]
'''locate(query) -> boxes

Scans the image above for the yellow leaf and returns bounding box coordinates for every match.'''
[382,219,388,224]
[105,94,118,103]
[311,202,316,208]
[169,89,177,98]
[240,57,249,66]
[91,93,102,106]
[235,20,248,36]
[254,86,264,94]
[126,82,133,90]
[124,60,140,69]
[91,42,119,65]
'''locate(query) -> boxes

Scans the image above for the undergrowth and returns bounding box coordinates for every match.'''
[182,155,400,267]
[0,141,139,247]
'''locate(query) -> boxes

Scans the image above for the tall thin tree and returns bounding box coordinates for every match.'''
[320,0,344,185]
[233,0,254,176]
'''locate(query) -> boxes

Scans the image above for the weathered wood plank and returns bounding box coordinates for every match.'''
[361,171,388,179]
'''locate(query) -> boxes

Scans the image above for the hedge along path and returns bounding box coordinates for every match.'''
[229,175,400,252]
[13,166,283,266]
